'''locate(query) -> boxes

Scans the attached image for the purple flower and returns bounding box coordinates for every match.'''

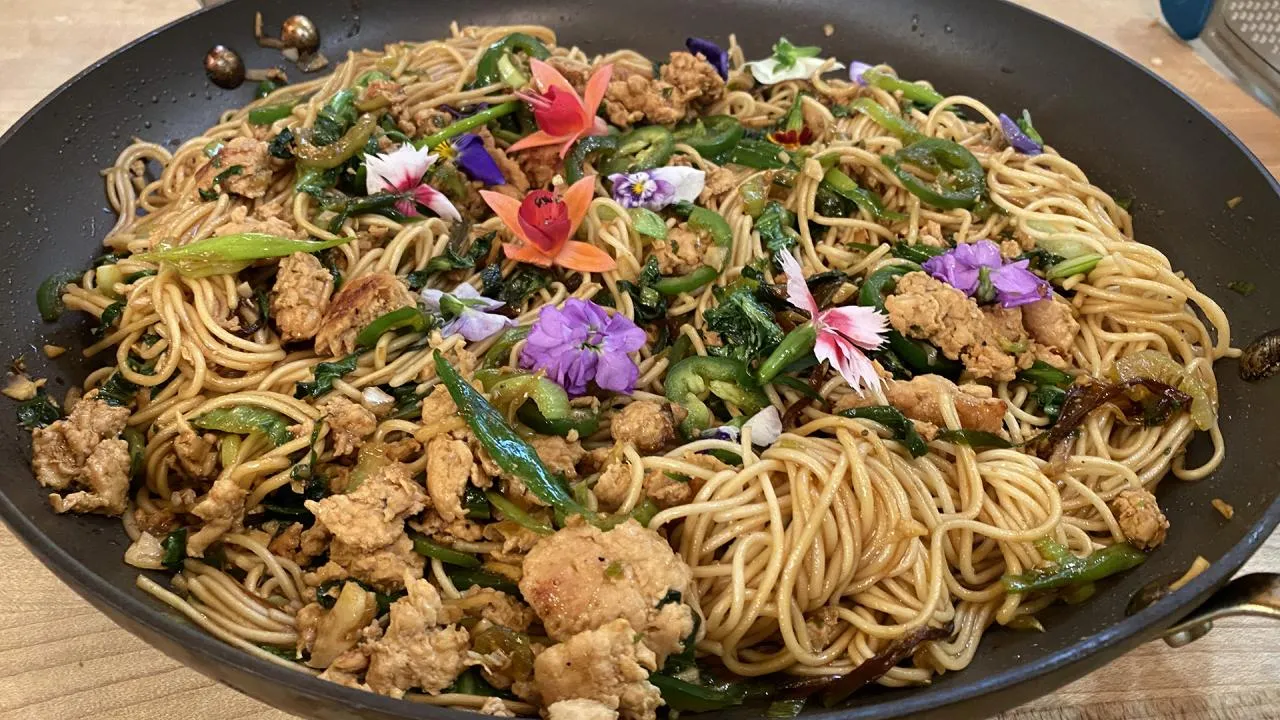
[999,112,1043,155]
[923,239,1050,308]
[421,283,513,341]
[441,103,490,118]
[686,37,729,79]
[520,299,646,396]
[608,166,705,210]
[849,61,874,85]
[435,133,505,186]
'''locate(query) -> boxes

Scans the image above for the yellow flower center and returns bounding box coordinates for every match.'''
[630,180,648,196]
[433,141,456,160]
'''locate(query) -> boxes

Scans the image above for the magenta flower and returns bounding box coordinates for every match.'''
[778,251,888,393]
[922,239,1050,308]
[364,144,461,221]
[519,299,646,396]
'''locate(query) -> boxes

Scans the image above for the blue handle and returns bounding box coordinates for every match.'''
[1161,0,1216,40]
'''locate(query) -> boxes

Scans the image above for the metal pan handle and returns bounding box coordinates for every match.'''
[1161,573,1280,647]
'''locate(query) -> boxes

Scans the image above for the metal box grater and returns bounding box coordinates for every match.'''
[1202,0,1280,113]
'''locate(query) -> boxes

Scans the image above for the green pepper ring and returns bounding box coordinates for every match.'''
[599,126,676,175]
[672,115,744,158]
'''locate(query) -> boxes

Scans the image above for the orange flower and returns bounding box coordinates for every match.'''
[479,177,616,273]
[508,60,613,157]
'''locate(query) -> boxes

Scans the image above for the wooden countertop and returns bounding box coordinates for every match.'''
[0,1,1277,718]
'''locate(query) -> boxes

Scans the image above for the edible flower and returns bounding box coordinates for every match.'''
[686,37,729,79]
[421,282,513,342]
[767,93,814,150]
[849,61,874,85]
[706,405,783,446]
[431,132,506,186]
[923,239,1050,308]
[778,251,888,392]
[608,166,706,210]
[999,110,1044,155]
[509,59,612,157]
[743,37,844,85]
[519,298,646,396]
[363,144,461,221]
[479,176,617,272]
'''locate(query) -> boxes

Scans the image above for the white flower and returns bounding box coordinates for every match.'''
[743,56,844,85]
[363,144,461,221]
[607,166,706,210]
[421,282,513,342]
[741,406,783,446]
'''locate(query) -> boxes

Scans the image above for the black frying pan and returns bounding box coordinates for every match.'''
[1,1,1277,718]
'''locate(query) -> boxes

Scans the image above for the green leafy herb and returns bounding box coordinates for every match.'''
[839,405,928,457]
[295,353,360,399]
[704,286,785,365]
[16,390,62,429]
[407,227,495,289]
[770,37,822,70]
[267,127,296,160]
[1227,280,1256,296]
[483,265,550,307]
[1017,110,1043,145]
[756,201,799,258]
[92,301,126,340]
[629,207,668,240]
[161,528,188,569]
[310,88,359,147]
[1016,361,1073,422]
[935,429,1013,449]
[411,535,482,567]
[97,372,139,407]
[616,256,668,324]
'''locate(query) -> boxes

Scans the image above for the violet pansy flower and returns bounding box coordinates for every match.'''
[686,37,729,79]
[520,299,646,396]
[421,283,513,342]
[364,144,461,221]
[432,132,506,186]
[998,110,1044,155]
[922,239,1051,308]
[849,61,874,86]
[608,167,705,211]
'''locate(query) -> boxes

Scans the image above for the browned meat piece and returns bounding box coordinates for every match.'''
[833,374,1008,434]
[610,401,684,452]
[534,619,663,720]
[315,272,415,357]
[173,429,218,480]
[650,224,709,275]
[362,80,406,108]
[316,395,377,457]
[547,56,592,94]
[603,52,724,129]
[395,106,450,138]
[133,504,179,536]
[196,137,276,199]
[659,51,725,108]
[31,390,131,516]
[269,522,331,566]
[425,435,472,522]
[1021,297,1080,355]
[885,272,1028,381]
[419,384,457,421]
[513,145,561,190]
[306,463,426,553]
[365,575,469,698]
[520,519,694,665]
[272,252,334,343]
[592,460,635,512]
[1109,487,1169,550]
[327,535,425,591]
[188,474,247,556]
[698,166,740,205]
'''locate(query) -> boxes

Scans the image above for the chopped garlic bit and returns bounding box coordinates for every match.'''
[1227,196,1243,209]
[823,23,835,37]
[124,531,166,570]
[2,373,41,401]
[43,344,67,359]
[1211,498,1234,520]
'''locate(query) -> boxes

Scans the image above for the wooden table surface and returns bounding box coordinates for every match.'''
[1,0,1277,718]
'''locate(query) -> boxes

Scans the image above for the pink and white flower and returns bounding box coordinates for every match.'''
[363,144,461,221]
[778,251,888,393]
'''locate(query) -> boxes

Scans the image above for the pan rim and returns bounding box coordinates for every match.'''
[0,0,1277,718]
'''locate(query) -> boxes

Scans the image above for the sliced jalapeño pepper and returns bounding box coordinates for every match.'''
[672,115,744,158]
[564,135,621,185]
[881,137,986,210]
[600,126,675,175]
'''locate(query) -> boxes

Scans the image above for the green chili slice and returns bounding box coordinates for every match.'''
[665,355,769,435]
[600,126,675,175]
[861,68,946,108]
[248,101,298,126]
[472,33,551,88]
[881,137,986,210]
[565,135,621,185]
[193,405,294,446]
[434,351,591,520]
[485,491,554,536]
[821,167,906,221]
[135,233,351,278]
[654,265,719,296]
[37,269,84,321]
[354,306,433,349]
[673,115,744,157]
[411,534,482,567]
[1002,538,1147,594]
[849,97,922,142]
[757,323,817,384]
[295,113,379,169]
